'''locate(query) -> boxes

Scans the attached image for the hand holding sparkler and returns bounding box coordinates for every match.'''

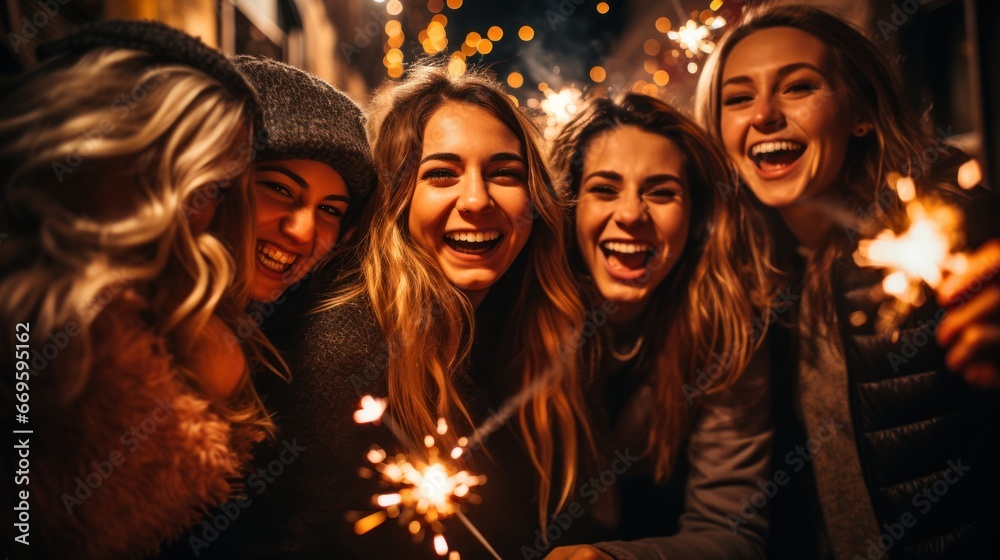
[935,239,1000,389]
[853,162,1000,388]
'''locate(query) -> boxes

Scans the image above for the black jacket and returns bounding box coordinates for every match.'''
[769,188,1000,559]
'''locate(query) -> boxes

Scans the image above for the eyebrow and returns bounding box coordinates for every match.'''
[257,165,350,203]
[583,170,684,186]
[721,62,825,87]
[419,152,526,164]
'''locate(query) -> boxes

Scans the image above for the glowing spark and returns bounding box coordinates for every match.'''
[854,180,968,331]
[354,395,387,423]
[665,17,726,61]
[353,510,387,535]
[358,417,488,557]
[434,533,449,556]
[958,158,982,190]
[539,86,583,140]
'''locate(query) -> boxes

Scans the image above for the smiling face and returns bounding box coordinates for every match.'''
[407,102,532,306]
[719,26,864,210]
[252,159,350,302]
[574,126,690,317]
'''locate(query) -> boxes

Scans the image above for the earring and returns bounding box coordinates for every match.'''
[854,125,871,137]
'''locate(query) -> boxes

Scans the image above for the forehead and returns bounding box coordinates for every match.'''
[421,101,522,154]
[722,26,830,81]
[583,126,686,178]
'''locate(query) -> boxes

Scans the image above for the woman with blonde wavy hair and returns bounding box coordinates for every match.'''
[219,64,608,559]
[0,21,279,558]
[543,93,774,559]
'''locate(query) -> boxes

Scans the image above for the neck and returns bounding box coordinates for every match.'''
[778,203,833,251]
[607,301,644,339]
[464,287,489,310]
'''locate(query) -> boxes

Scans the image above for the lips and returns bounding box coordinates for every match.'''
[600,240,655,281]
[443,230,503,255]
[748,140,806,174]
[256,241,299,275]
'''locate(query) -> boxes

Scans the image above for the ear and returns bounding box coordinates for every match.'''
[852,115,874,138]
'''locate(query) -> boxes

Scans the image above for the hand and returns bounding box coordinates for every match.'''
[936,240,1000,388]
[544,545,614,560]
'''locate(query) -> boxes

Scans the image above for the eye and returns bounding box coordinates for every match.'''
[490,166,527,183]
[319,204,345,218]
[259,181,293,198]
[421,168,459,182]
[585,184,618,197]
[722,93,753,107]
[784,80,820,94]
[645,187,681,201]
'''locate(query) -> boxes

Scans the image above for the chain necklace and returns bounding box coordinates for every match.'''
[610,334,645,361]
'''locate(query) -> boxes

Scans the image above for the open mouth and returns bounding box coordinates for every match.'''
[443,230,504,255]
[600,240,655,273]
[256,241,298,274]
[749,140,806,172]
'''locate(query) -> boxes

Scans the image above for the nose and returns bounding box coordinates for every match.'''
[279,207,315,246]
[612,191,647,227]
[455,173,493,215]
[751,93,787,134]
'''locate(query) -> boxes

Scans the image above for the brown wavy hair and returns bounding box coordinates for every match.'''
[695,2,968,333]
[321,64,592,527]
[551,93,773,480]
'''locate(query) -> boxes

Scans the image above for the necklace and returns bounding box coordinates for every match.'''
[610,334,645,361]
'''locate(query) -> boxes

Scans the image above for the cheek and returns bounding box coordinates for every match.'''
[720,115,747,158]
[654,205,690,249]
[254,195,284,229]
[314,222,341,256]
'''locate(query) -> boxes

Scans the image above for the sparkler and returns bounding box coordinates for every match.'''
[853,175,969,332]
[539,86,583,140]
[350,398,498,559]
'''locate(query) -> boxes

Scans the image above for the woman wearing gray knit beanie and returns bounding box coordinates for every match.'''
[231,55,376,304]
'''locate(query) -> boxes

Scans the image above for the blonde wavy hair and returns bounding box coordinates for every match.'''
[323,64,592,527]
[0,48,279,434]
[552,93,774,480]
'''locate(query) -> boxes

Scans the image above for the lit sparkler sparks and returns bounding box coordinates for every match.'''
[539,86,582,140]
[667,16,725,55]
[853,176,968,331]
[351,397,494,558]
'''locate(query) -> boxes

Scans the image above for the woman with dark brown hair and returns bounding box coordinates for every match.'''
[543,93,775,559]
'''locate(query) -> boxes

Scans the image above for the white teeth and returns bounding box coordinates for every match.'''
[256,243,297,272]
[750,141,805,157]
[444,231,501,242]
[602,241,652,254]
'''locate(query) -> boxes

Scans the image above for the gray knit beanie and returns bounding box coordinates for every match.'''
[232,55,375,212]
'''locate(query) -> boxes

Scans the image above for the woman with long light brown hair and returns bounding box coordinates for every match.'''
[219,64,606,559]
[697,4,1000,558]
